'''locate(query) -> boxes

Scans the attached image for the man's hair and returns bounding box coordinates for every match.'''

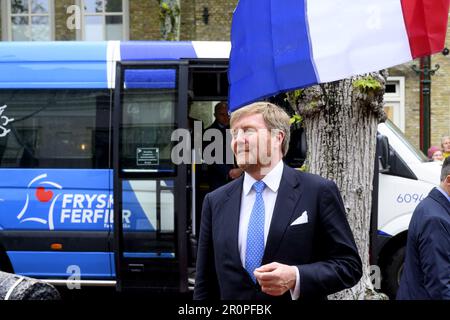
[441,156,450,182]
[214,101,228,115]
[230,102,291,156]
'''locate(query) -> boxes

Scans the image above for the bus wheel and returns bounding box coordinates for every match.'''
[382,246,405,299]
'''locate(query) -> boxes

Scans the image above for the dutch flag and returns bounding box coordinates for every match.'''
[228,0,450,111]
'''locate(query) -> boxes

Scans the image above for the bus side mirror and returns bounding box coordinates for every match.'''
[377,134,391,173]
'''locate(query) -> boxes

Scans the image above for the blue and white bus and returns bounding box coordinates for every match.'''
[0,41,243,293]
[0,41,441,297]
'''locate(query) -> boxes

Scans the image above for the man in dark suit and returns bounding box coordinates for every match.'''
[204,102,242,191]
[194,102,362,300]
[397,156,450,300]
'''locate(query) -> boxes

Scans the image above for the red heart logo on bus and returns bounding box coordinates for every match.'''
[36,187,53,203]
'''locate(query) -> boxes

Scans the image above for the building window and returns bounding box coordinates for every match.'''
[384,77,406,132]
[78,0,128,41]
[4,0,54,41]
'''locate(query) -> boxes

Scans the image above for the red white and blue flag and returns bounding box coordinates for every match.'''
[229,0,450,110]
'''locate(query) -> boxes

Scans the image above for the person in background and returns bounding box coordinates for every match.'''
[441,136,450,159]
[432,150,444,163]
[397,156,450,300]
[204,102,242,191]
[428,146,444,162]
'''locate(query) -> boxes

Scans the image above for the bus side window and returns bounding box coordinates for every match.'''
[0,90,111,169]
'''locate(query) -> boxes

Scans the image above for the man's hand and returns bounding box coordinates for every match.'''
[229,168,243,180]
[254,262,297,296]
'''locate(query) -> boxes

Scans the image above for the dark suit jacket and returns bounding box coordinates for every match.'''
[397,187,450,300]
[204,120,234,191]
[194,164,362,300]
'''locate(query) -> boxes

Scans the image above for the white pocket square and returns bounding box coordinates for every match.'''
[290,211,308,226]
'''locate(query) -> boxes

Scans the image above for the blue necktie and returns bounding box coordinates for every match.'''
[245,180,266,283]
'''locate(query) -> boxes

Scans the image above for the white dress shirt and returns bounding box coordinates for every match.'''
[238,160,300,299]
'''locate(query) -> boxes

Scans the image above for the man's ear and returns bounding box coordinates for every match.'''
[279,131,286,150]
[446,175,450,185]
[276,130,285,143]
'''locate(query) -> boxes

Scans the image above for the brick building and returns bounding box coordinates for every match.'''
[0,0,448,150]
[0,0,236,42]
[1,0,162,41]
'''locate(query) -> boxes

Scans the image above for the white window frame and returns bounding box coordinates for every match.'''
[384,76,406,132]
[2,0,55,41]
[75,0,129,41]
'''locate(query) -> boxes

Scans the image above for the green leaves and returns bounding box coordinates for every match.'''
[352,76,382,93]
[285,89,304,107]
[290,114,303,125]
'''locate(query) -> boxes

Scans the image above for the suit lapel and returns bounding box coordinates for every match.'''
[262,165,302,264]
[220,175,244,266]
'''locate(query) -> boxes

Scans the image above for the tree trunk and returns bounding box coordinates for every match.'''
[296,72,388,299]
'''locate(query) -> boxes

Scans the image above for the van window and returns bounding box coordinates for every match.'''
[0,90,111,169]
[384,120,428,163]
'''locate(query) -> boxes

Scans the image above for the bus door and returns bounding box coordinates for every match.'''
[187,60,229,237]
[113,61,189,292]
